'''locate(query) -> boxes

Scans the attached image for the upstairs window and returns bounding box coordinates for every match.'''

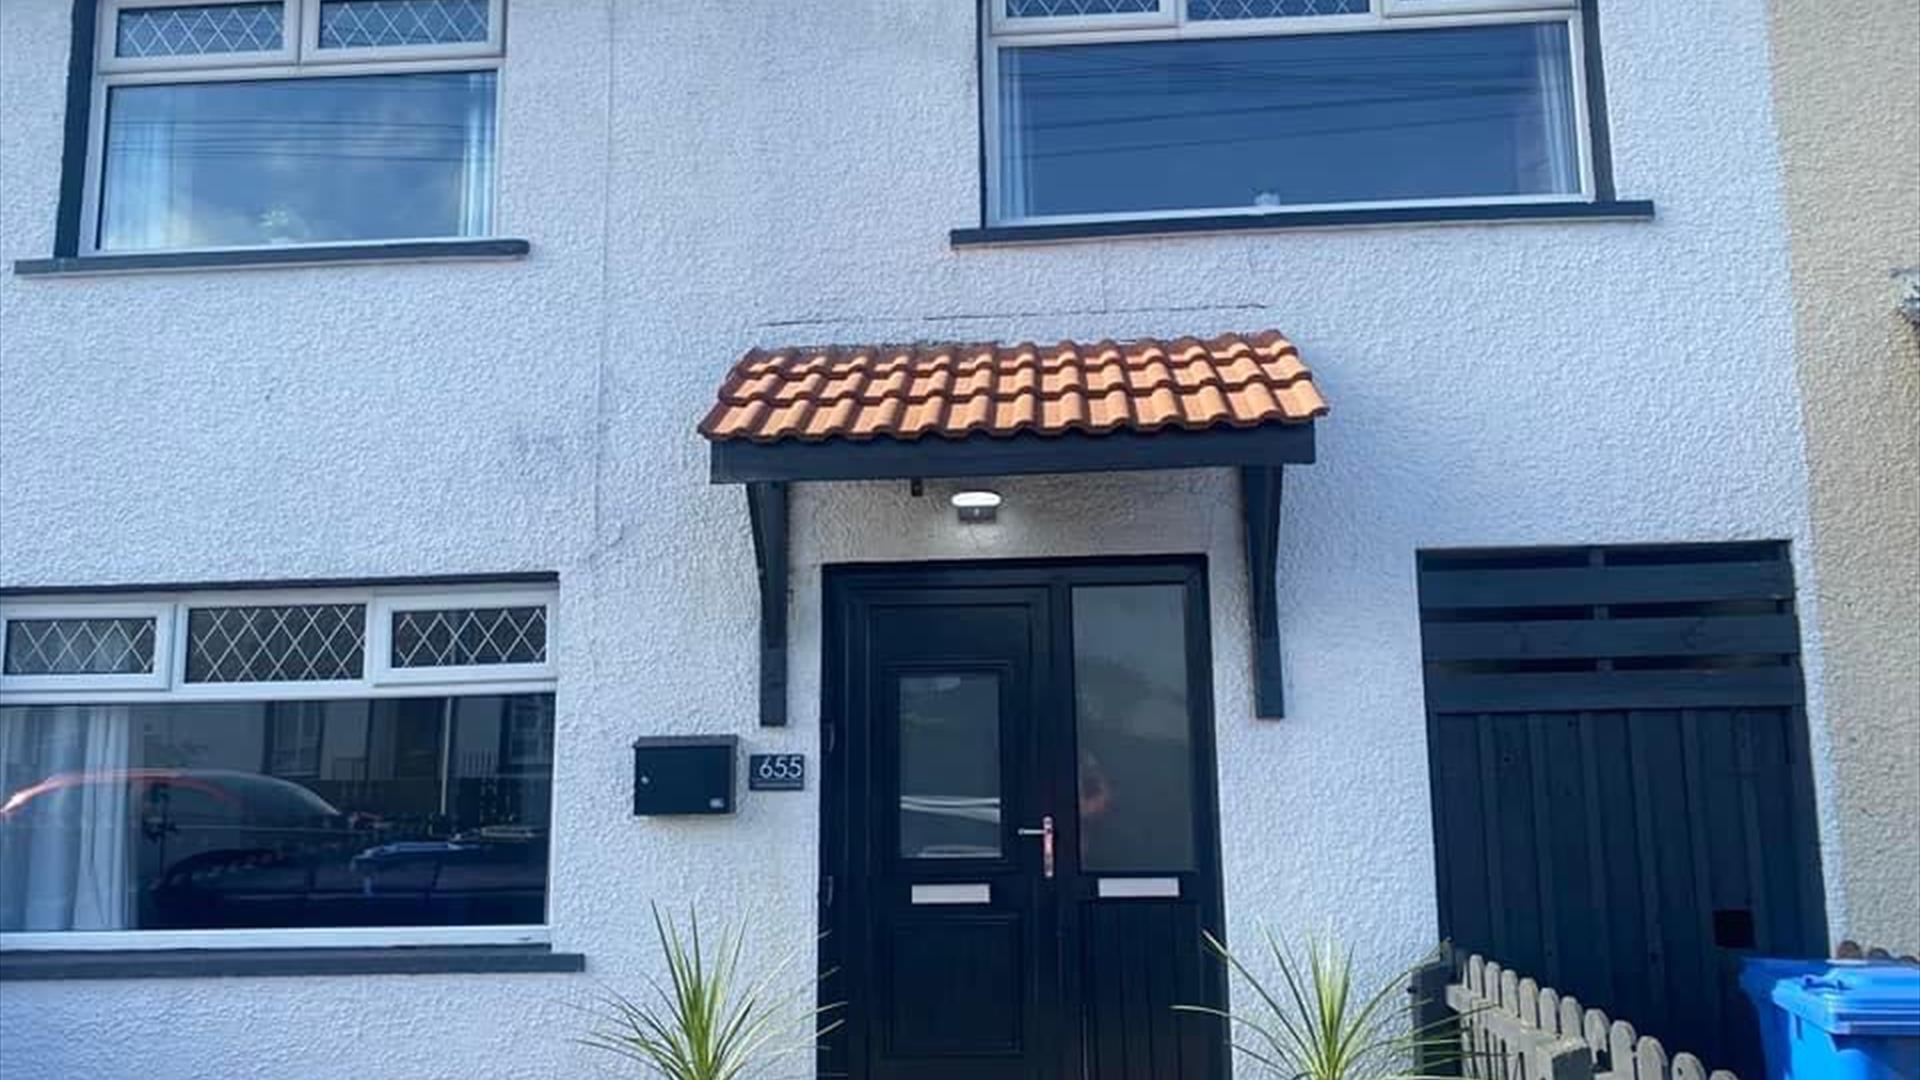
[85,0,504,253]
[984,0,1594,225]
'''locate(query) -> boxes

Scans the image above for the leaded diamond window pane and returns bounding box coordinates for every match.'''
[1006,0,1160,17]
[116,3,285,58]
[1189,0,1367,18]
[3,618,156,676]
[319,0,490,48]
[186,604,366,683]
[391,606,547,668]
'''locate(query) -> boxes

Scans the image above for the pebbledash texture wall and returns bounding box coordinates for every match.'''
[0,1,1854,1078]
[1766,0,1920,956]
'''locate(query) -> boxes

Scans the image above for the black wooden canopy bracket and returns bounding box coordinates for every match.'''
[1241,465,1286,719]
[746,481,790,727]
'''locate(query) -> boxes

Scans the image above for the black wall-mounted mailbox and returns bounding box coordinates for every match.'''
[632,735,738,816]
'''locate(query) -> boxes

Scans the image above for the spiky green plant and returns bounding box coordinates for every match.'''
[577,905,842,1080]
[1177,931,1466,1080]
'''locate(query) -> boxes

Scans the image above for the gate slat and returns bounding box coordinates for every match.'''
[1425,669,1806,713]
[1421,615,1801,662]
[1416,561,1793,609]
[1679,709,1728,1040]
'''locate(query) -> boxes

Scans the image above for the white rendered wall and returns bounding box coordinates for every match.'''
[0,1,1832,1077]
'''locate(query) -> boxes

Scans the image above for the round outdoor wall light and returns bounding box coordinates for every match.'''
[951,489,1002,524]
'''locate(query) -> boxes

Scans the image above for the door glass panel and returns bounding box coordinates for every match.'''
[898,673,1002,860]
[1073,585,1195,872]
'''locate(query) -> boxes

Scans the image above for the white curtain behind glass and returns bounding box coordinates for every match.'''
[459,78,498,236]
[99,97,179,251]
[997,56,1031,222]
[0,706,135,931]
[1535,24,1579,194]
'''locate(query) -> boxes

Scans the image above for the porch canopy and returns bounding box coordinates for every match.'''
[697,331,1327,726]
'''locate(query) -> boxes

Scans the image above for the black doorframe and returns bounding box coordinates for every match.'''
[819,556,1229,1080]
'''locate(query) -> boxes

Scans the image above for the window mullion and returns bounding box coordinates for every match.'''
[295,0,316,64]
[169,601,188,690]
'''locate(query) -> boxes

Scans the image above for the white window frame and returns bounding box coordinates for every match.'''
[169,586,380,696]
[0,600,176,694]
[992,0,1176,37]
[83,0,507,255]
[368,588,557,687]
[300,0,504,63]
[982,0,1596,227]
[0,583,558,951]
[0,584,558,703]
[100,0,300,74]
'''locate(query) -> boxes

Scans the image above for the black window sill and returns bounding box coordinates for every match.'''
[0,944,585,981]
[12,238,532,278]
[950,200,1657,247]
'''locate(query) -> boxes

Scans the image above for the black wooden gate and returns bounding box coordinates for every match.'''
[1418,542,1827,1077]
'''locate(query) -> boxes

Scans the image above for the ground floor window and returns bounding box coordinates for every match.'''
[0,583,558,940]
[0,693,553,932]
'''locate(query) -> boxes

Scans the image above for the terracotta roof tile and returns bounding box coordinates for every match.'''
[1084,363,1128,395]
[1042,366,1084,395]
[863,367,908,401]
[952,365,995,399]
[848,397,902,438]
[1000,364,1040,397]
[1044,392,1087,429]
[698,332,1326,444]
[1181,384,1232,427]
[1086,387,1132,430]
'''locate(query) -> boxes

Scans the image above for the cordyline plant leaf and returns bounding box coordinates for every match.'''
[575,904,843,1080]
[1176,930,1472,1080]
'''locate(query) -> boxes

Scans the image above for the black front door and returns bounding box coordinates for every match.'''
[823,560,1226,1080]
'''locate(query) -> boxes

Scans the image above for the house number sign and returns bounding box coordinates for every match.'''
[749,753,806,791]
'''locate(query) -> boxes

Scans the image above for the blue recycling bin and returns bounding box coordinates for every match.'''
[1740,958,1920,1080]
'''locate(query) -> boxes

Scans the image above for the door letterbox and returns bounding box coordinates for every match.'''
[632,735,737,816]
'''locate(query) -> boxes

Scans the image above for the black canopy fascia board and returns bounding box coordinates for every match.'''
[710,423,1313,484]
[716,422,1315,726]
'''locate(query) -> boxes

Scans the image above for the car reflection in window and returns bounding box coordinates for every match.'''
[0,768,546,929]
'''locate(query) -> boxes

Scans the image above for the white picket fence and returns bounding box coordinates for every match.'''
[1444,954,1739,1080]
